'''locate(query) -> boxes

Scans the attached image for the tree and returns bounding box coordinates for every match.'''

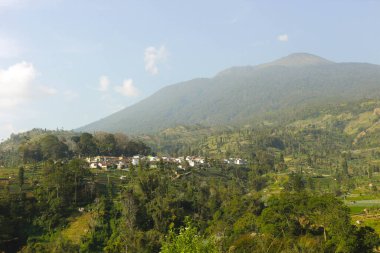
[34,159,93,232]
[78,133,97,157]
[259,193,306,237]
[125,140,152,156]
[354,226,380,253]
[257,151,275,173]
[284,173,305,192]
[342,158,349,176]
[18,166,25,191]
[19,142,43,163]
[161,219,218,253]
[40,135,69,160]
[102,134,118,156]
[67,159,92,205]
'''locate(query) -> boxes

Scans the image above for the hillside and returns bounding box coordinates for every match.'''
[141,99,380,158]
[78,53,380,134]
[4,99,380,252]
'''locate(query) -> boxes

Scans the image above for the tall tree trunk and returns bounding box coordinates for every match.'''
[74,172,77,205]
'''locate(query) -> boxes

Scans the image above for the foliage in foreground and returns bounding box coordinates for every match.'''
[160,220,218,253]
[11,163,380,253]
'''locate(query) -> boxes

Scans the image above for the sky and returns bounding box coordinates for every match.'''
[0,0,379,140]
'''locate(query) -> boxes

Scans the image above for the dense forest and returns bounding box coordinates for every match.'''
[2,155,380,252]
[0,131,151,167]
[2,99,380,252]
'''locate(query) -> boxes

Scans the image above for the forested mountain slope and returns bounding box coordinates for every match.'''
[79,53,380,134]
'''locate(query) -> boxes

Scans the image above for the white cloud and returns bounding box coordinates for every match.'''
[144,45,168,75]
[0,61,56,110]
[277,34,289,42]
[0,61,36,108]
[114,79,138,97]
[98,75,110,91]
[0,61,58,140]
[0,36,23,58]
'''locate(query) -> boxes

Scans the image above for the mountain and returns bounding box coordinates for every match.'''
[78,53,380,134]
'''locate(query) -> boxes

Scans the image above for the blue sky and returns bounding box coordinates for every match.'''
[0,0,379,140]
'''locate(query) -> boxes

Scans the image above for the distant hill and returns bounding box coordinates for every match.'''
[78,53,380,134]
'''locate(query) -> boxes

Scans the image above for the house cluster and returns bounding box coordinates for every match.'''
[223,158,248,165]
[86,156,127,170]
[85,155,247,171]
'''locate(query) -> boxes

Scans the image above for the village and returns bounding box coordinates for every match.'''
[85,155,248,171]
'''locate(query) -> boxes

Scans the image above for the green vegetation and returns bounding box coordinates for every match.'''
[61,212,93,244]
[4,99,380,252]
[0,131,151,167]
[161,220,218,253]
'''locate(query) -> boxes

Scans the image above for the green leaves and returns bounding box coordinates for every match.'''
[160,219,218,253]
[40,135,69,160]
[257,192,380,252]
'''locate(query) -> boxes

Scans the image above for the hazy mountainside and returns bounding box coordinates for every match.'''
[141,99,380,158]
[79,53,380,134]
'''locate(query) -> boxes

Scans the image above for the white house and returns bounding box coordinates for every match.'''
[132,158,139,166]
[90,162,101,169]
[149,156,159,162]
[117,161,125,169]
[175,158,183,164]
[234,159,246,165]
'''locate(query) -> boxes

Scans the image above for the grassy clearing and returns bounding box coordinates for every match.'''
[346,193,380,201]
[352,212,380,235]
[61,212,93,244]
[349,206,367,214]
[344,111,379,135]
[346,198,380,215]
[0,167,17,178]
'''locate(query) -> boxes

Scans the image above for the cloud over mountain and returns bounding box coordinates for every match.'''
[144,46,168,75]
